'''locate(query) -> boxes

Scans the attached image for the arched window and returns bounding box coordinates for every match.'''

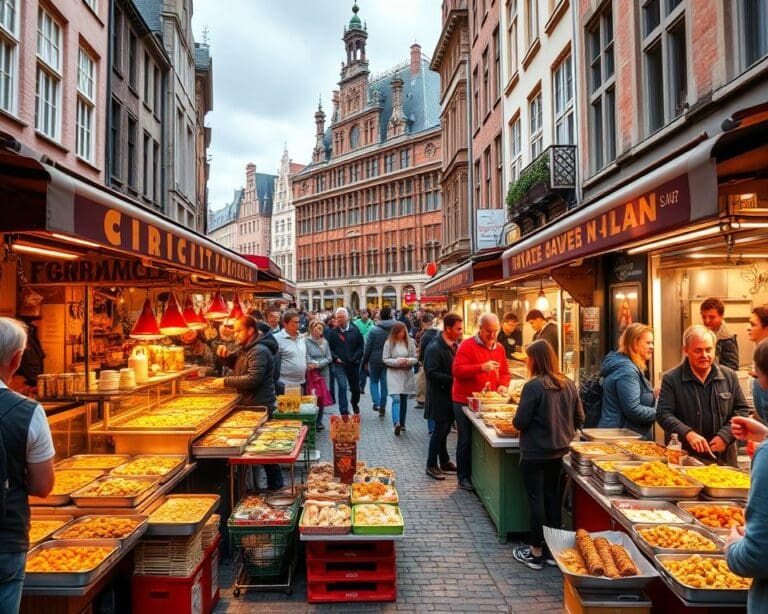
[349,125,360,149]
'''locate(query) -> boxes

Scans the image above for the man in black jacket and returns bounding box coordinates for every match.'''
[328,308,364,415]
[700,297,739,371]
[657,325,750,467]
[424,313,463,480]
[363,307,397,416]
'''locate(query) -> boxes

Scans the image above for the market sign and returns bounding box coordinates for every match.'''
[27,258,169,285]
[73,194,259,284]
[504,174,691,277]
[426,263,472,295]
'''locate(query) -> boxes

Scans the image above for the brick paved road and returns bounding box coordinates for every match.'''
[215,393,565,613]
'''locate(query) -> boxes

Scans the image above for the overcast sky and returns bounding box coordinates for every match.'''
[192,1,443,212]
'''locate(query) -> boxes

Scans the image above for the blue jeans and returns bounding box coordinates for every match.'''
[368,363,388,411]
[332,363,360,414]
[453,402,472,482]
[391,394,408,427]
[427,418,435,434]
[427,418,452,468]
[0,551,25,614]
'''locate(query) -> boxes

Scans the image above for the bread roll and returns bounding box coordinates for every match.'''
[576,529,605,576]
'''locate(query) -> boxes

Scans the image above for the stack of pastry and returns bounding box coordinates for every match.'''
[558,529,638,578]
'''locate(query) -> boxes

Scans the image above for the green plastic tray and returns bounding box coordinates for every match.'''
[351,504,404,535]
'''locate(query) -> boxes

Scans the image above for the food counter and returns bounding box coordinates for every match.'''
[463,407,529,542]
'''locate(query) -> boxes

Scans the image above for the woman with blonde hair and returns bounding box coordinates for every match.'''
[306,320,333,431]
[382,322,417,436]
[598,322,656,438]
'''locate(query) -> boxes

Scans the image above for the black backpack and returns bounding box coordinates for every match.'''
[0,390,28,522]
[579,371,604,428]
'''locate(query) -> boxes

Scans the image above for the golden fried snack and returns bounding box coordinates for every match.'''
[610,544,639,577]
[594,537,620,578]
[557,548,588,575]
[576,529,604,576]
[686,505,745,529]
[662,555,751,589]
[637,525,719,552]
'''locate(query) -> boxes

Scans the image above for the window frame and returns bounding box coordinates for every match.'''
[509,115,522,181]
[529,92,543,159]
[76,48,97,162]
[35,8,62,141]
[586,6,617,173]
[553,53,574,144]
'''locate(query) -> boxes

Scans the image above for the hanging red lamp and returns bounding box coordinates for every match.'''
[228,293,244,320]
[159,292,189,335]
[205,290,230,319]
[182,296,207,330]
[130,298,163,340]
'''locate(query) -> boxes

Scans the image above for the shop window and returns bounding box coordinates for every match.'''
[587,6,616,172]
[553,54,574,144]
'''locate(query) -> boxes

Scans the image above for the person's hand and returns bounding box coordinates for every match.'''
[653,386,660,399]
[216,346,229,358]
[496,385,508,396]
[723,524,745,552]
[685,430,713,454]
[731,416,768,443]
[709,435,727,453]
[481,360,499,373]
[211,377,225,389]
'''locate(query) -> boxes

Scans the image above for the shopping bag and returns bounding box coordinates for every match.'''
[306,368,333,407]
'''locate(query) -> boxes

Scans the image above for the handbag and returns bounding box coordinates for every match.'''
[306,368,333,407]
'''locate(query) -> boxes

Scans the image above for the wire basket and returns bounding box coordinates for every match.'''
[228,513,298,577]
[272,411,317,450]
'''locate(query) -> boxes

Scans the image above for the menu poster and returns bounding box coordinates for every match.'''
[582,307,600,332]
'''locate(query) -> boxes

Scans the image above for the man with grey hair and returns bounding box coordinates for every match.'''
[0,317,55,611]
[657,324,750,466]
[328,307,365,415]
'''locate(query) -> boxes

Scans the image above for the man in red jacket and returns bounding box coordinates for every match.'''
[452,313,511,491]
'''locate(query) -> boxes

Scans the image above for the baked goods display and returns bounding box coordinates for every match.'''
[218,410,268,428]
[111,456,183,478]
[149,497,214,524]
[570,442,624,457]
[352,504,402,526]
[301,501,352,528]
[246,424,301,455]
[56,516,141,539]
[684,504,746,530]
[660,555,751,590]
[74,477,155,498]
[29,519,69,544]
[351,482,398,504]
[558,529,639,578]
[49,470,104,496]
[683,466,751,489]
[621,509,688,524]
[636,525,720,552]
[615,441,667,459]
[56,455,129,470]
[230,494,296,525]
[194,432,248,447]
[26,545,115,572]
[474,391,505,400]
[619,462,693,487]
[354,467,396,484]
[308,463,335,482]
[112,394,237,430]
[305,481,350,502]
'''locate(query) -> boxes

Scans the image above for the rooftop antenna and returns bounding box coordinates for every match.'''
[201,25,210,46]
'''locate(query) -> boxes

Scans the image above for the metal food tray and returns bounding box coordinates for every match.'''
[581,428,643,441]
[617,471,702,500]
[614,441,669,462]
[632,523,723,559]
[29,515,74,547]
[573,460,593,476]
[29,470,105,506]
[681,467,751,499]
[109,454,187,484]
[610,499,694,529]
[69,476,159,508]
[569,442,628,464]
[655,554,750,604]
[51,515,149,552]
[591,460,635,484]
[23,539,122,588]
[676,501,745,536]
[192,437,249,458]
[543,527,659,590]
[587,476,624,496]
[55,455,132,471]
[145,494,220,536]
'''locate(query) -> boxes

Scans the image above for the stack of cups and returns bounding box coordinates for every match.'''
[98,370,120,392]
[119,368,136,390]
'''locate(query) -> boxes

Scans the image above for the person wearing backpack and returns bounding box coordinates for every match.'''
[0,318,56,613]
[598,323,657,439]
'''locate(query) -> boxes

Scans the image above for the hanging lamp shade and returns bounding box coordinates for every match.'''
[228,294,244,320]
[130,298,163,340]
[159,293,189,335]
[205,290,230,319]
[182,297,207,330]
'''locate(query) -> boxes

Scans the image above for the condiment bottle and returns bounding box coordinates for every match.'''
[667,433,682,467]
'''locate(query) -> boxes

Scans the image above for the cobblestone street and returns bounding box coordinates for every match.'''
[215,393,565,613]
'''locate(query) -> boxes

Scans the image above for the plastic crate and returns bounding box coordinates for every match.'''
[132,559,205,613]
[307,579,396,603]
[307,557,396,582]
[228,513,298,577]
[201,535,221,614]
[306,539,395,561]
[272,411,317,450]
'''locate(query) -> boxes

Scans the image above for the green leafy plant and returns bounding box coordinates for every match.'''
[506,154,550,216]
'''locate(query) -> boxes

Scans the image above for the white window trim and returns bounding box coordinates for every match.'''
[553,54,574,144]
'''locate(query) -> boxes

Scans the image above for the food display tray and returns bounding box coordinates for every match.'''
[299,506,352,535]
[55,455,132,471]
[23,539,122,588]
[569,443,629,465]
[655,554,750,604]
[192,437,249,457]
[492,425,519,438]
[51,515,148,552]
[543,527,658,590]
[29,515,74,547]
[69,476,159,508]
[676,501,746,536]
[351,505,404,535]
[617,472,702,500]
[572,459,594,476]
[29,470,106,506]
[109,454,187,484]
[580,428,643,441]
[587,476,624,496]
[145,494,220,536]
[681,467,751,499]
[610,499,693,529]
[614,441,669,462]
[591,461,630,484]
[632,523,723,559]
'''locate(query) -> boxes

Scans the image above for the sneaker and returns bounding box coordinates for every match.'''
[458,479,474,492]
[440,461,457,473]
[379,406,385,417]
[401,425,406,432]
[316,424,325,431]
[425,466,445,480]
[513,545,544,570]
[545,557,557,567]
[372,404,380,413]
[394,423,401,436]
[352,405,360,415]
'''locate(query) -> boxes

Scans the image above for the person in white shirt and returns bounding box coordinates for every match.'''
[274,310,307,391]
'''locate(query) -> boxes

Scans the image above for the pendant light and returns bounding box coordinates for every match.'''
[130,298,163,340]
[205,290,230,319]
[182,296,206,330]
[159,292,189,335]
[228,293,244,320]
[534,277,551,312]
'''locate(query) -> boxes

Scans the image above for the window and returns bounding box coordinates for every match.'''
[509,116,521,180]
[494,134,503,209]
[474,159,481,209]
[400,148,410,168]
[76,49,96,162]
[84,0,97,11]
[110,99,121,179]
[526,0,538,46]
[740,0,768,68]
[482,48,489,113]
[0,0,18,114]
[128,31,137,88]
[36,8,62,141]
[472,66,480,125]
[553,54,574,144]
[384,153,396,173]
[587,6,616,171]
[529,93,543,158]
[493,28,501,101]
[642,0,687,134]
[483,147,491,208]
[127,116,137,189]
[144,53,151,104]
[506,0,518,78]
[142,132,151,197]
[153,140,160,203]
[153,65,160,114]
[349,125,359,149]
[112,7,122,71]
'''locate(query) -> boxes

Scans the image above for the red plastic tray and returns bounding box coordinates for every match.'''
[307,580,396,603]
[201,535,221,614]
[307,557,396,582]
[306,539,395,561]
[132,559,205,613]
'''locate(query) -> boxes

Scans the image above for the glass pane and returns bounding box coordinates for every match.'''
[645,42,664,131]
[643,0,661,37]
[666,0,682,13]
[605,42,614,78]
[605,87,616,162]
[744,0,768,67]
[591,98,603,170]
[669,19,687,116]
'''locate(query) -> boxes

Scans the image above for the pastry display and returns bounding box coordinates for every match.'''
[218,410,267,428]
[683,466,751,489]
[474,391,505,400]
[56,516,141,539]
[301,501,352,528]
[594,537,621,578]
[56,456,129,470]
[570,442,623,457]
[684,504,745,530]
[149,497,215,523]
[75,477,155,498]
[230,494,295,525]
[636,525,720,552]
[308,463,335,482]
[661,555,751,590]
[194,433,248,447]
[352,504,402,526]
[305,481,350,501]
[619,461,693,487]
[592,460,620,472]
[29,520,68,544]
[351,482,398,503]
[561,529,638,578]
[26,546,115,572]
[111,457,183,478]
[353,467,396,484]
[615,441,667,459]
[49,470,104,496]
[112,394,237,430]
[619,509,688,524]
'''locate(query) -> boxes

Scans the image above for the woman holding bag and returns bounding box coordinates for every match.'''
[383,322,417,436]
[305,320,333,431]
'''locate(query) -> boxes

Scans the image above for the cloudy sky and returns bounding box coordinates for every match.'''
[192,1,443,212]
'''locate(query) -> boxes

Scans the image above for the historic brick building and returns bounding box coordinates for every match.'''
[270,148,305,283]
[293,3,442,311]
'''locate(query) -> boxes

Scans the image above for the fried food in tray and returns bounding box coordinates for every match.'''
[55,516,141,539]
[308,463,335,481]
[49,470,105,496]
[149,497,214,524]
[576,529,605,576]
[351,482,398,504]
[567,529,639,578]
[301,501,352,528]
[26,545,115,572]
[558,548,588,575]
[619,509,688,524]
[352,503,403,526]
[683,504,745,530]
[230,494,295,525]
[110,456,184,478]
[570,442,624,458]
[594,537,620,578]
[619,461,693,487]
[683,466,751,489]
[194,432,248,448]
[353,467,396,484]
[636,525,720,552]
[660,555,751,590]
[218,410,267,428]
[29,519,69,544]
[610,544,639,577]
[473,391,505,400]
[74,477,155,498]
[614,440,667,459]
[56,455,130,470]
[304,480,350,502]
